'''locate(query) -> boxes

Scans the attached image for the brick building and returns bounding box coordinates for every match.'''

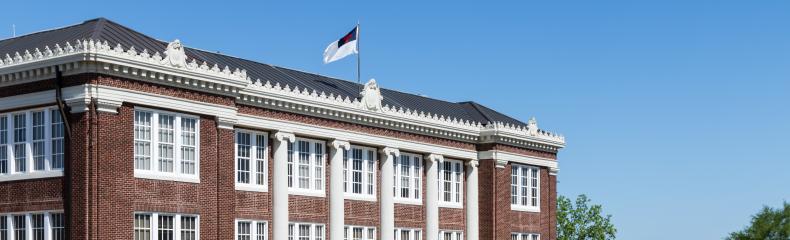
[0,18,565,240]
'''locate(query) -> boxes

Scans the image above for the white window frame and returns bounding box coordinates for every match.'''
[438,230,463,240]
[287,138,325,197]
[133,212,200,240]
[288,222,325,240]
[0,210,65,240]
[511,232,540,240]
[344,225,376,240]
[235,219,267,240]
[133,107,201,183]
[343,145,377,201]
[437,159,463,208]
[235,130,269,192]
[394,152,422,205]
[510,164,540,212]
[393,228,422,240]
[0,107,65,182]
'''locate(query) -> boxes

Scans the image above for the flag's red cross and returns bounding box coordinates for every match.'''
[338,28,357,47]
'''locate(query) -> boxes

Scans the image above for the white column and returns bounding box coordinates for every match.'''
[466,159,480,240]
[330,140,350,240]
[380,147,399,240]
[425,154,442,240]
[271,131,295,240]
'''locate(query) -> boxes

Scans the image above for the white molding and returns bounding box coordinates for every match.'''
[237,114,477,160]
[343,194,377,202]
[477,150,558,171]
[0,90,55,111]
[0,170,63,182]
[134,171,200,183]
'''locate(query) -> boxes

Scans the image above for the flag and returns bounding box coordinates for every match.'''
[323,26,358,64]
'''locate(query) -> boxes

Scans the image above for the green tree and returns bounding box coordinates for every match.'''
[557,194,616,240]
[726,202,790,240]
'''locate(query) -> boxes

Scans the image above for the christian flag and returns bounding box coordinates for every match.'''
[323,26,358,64]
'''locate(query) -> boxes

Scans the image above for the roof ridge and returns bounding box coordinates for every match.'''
[0,18,98,43]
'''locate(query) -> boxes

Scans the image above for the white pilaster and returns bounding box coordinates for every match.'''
[330,139,350,240]
[466,159,480,240]
[380,147,399,240]
[425,154,442,240]
[271,131,295,240]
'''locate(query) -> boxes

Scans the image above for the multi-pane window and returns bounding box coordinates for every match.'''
[344,226,375,240]
[438,159,463,207]
[343,145,376,199]
[133,213,199,240]
[0,216,6,240]
[50,213,65,240]
[287,139,325,194]
[134,109,200,182]
[438,231,462,240]
[394,153,421,203]
[511,232,540,240]
[394,228,422,240]
[236,220,267,240]
[12,215,24,240]
[31,214,44,240]
[511,164,540,212]
[288,223,324,240]
[236,131,268,191]
[0,116,7,174]
[0,108,65,180]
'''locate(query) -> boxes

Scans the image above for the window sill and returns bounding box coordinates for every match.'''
[394,198,422,205]
[134,170,200,183]
[344,194,377,202]
[288,189,325,198]
[236,184,268,192]
[511,205,540,213]
[0,170,63,182]
[438,202,463,209]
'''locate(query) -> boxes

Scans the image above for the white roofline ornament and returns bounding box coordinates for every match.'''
[162,39,188,68]
[360,78,383,112]
[527,117,539,136]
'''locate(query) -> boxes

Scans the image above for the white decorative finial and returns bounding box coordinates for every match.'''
[527,117,538,136]
[161,39,188,68]
[360,78,384,111]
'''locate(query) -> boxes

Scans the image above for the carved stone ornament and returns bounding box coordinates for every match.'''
[161,39,188,68]
[360,78,384,111]
[527,117,539,136]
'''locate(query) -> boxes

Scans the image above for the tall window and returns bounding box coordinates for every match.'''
[134,213,198,240]
[12,215,25,240]
[50,110,64,170]
[511,164,540,212]
[0,116,7,174]
[511,233,540,240]
[438,159,463,207]
[236,131,268,191]
[31,214,44,240]
[134,109,200,182]
[287,139,325,195]
[288,223,324,240]
[394,228,422,240]
[0,216,6,240]
[343,146,376,199]
[344,226,375,240]
[0,108,65,179]
[394,153,421,203]
[51,213,65,240]
[236,220,266,240]
[438,231,462,240]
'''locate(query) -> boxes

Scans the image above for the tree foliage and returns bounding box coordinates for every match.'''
[557,194,616,240]
[726,202,790,240]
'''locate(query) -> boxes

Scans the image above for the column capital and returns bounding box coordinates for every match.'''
[271,131,296,143]
[426,153,444,163]
[466,159,479,168]
[330,139,351,151]
[380,147,400,157]
[549,167,560,175]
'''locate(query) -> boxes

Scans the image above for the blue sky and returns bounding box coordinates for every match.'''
[3,0,789,239]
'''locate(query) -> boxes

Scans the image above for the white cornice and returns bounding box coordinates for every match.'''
[0,38,566,151]
[478,150,558,172]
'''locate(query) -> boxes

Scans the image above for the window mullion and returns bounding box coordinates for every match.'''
[25,111,32,174]
[174,116,182,176]
[43,109,51,172]
[151,112,159,173]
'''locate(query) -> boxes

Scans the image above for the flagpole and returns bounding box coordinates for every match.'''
[356,21,361,96]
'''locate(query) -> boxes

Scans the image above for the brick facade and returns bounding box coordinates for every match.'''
[0,74,560,240]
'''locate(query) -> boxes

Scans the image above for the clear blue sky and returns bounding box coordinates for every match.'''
[3,1,788,239]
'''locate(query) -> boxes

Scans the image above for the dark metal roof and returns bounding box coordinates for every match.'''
[0,18,527,126]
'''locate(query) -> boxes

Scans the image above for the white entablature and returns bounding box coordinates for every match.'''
[0,39,566,150]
